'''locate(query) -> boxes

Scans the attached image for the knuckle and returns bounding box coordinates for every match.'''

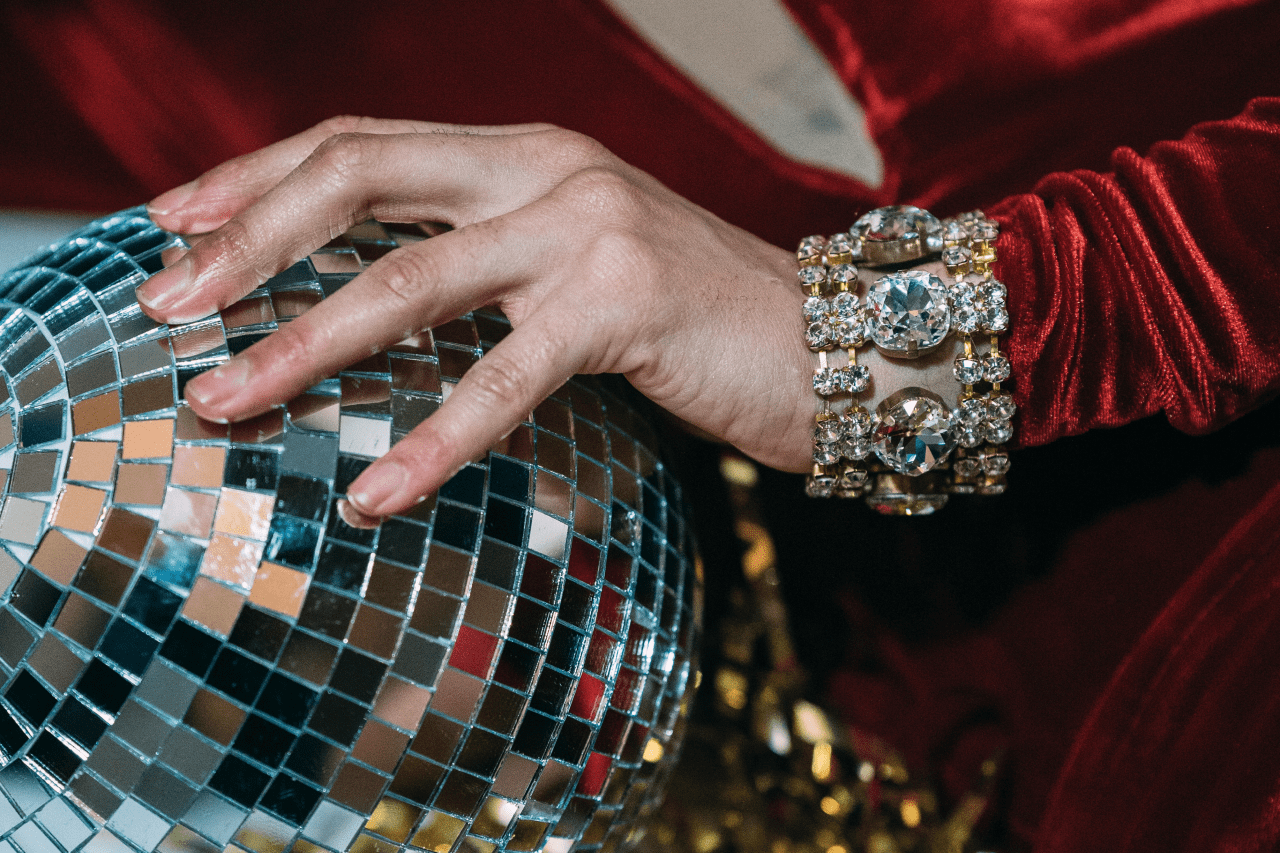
[368,248,435,306]
[317,114,369,137]
[268,320,331,382]
[557,166,642,219]
[309,132,380,185]
[466,355,532,412]
[534,127,613,172]
[194,218,254,274]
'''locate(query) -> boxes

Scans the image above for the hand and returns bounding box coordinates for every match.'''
[140,116,822,520]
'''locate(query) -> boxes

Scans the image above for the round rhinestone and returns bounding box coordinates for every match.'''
[813,367,840,396]
[955,396,988,425]
[943,220,968,242]
[942,245,972,267]
[798,266,827,288]
[831,291,858,318]
[953,306,980,334]
[848,235,865,261]
[982,279,1007,305]
[805,473,836,498]
[989,393,1017,420]
[972,220,1000,241]
[957,424,984,448]
[840,363,870,393]
[983,450,1011,475]
[984,419,1014,444]
[953,456,981,478]
[866,270,951,354]
[800,234,827,249]
[957,211,985,226]
[814,417,841,445]
[983,353,1012,382]
[797,243,823,265]
[872,388,957,475]
[803,295,829,322]
[806,321,833,351]
[842,408,873,436]
[984,307,1010,332]
[834,465,869,496]
[950,282,977,307]
[829,264,858,288]
[977,478,1007,496]
[827,232,853,253]
[833,316,866,348]
[813,442,840,465]
[953,354,984,384]
[838,433,873,460]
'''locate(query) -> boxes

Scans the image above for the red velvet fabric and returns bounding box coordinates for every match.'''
[3,0,1280,849]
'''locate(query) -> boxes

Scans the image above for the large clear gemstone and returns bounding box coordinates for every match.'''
[872,388,957,475]
[852,205,944,258]
[866,270,951,354]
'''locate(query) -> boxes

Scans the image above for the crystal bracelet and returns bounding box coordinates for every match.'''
[800,206,1015,514]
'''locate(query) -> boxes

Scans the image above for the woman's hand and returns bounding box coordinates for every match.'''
[140,116,819,520]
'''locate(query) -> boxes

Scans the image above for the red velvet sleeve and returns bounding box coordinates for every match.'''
[994,97,1280,448]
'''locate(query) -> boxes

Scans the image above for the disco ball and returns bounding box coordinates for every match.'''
[0,210,700,853]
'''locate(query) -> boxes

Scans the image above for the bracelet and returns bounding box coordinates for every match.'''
[800,206,1014,514]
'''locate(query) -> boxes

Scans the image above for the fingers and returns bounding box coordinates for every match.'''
[147,116,558,234]
[181,208,554,421]
[136,129,559,324]
[345,311,587,518]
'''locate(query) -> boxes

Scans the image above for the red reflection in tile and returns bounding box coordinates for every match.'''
[449,625,500,679]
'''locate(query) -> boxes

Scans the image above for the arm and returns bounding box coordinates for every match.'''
[998,97,1280,447]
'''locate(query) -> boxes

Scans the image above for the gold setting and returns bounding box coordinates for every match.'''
[800,209,1014,512]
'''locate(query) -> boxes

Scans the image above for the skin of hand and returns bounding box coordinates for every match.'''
[140,116,955,523]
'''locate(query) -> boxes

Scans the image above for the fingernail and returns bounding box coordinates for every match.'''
[136,254,194,312]
[348,460,410,516]
[337,498,382,530]
[147,180,199,216]
[185,358,251,409]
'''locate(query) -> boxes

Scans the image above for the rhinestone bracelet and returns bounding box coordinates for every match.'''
[800,206,1015,515]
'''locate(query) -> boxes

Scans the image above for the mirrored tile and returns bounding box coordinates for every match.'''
[66,440,118,483]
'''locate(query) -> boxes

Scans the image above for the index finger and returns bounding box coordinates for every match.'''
[147,116,559,234]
